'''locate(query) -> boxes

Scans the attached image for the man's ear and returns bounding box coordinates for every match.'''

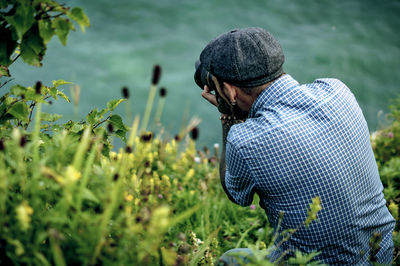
[223,82,238,103]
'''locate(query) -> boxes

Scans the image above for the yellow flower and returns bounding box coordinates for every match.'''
[16,201,33,231]
[134,198,140,206]
[109,151,117,160]
[125,194,134,202]
[150,206,170,232]
[184,169,195,182]
[65,165,81,183]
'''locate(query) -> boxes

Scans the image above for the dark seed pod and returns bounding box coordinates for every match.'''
[107,123,114,133]
[135,216,142,223]
[152,65,162,85]
[0,139,4,151]
[140,132,153,142]
[113,173,119,181]
[121,86,130,99]
[144,161,150,168]
[174,134,180,141]
[125,146,132,153]
[159,87,167,97]
[35,81,42,94]
[48,100,53,105]
[20,135,27,147]
[21,94,25,100]
[190,127,199,140]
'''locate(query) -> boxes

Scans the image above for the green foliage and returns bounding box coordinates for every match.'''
[371,98,400,265]
[1,1,398,265]
[0,0,89,69]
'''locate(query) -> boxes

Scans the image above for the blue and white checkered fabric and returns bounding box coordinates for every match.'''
[225,74,395,265]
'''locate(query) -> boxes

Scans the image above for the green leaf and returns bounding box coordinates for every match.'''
[0,0,8,8]
[56,91,70,103]
[20,23,46,66]
[109,114,127,131]
[10,85,27,96]
[87,109,98,125]
[83,188,99,204]
[67,7,90,32]
[41,112,62,122]
[52,18,72,46]
[0,66,11,77]
[48,86,58,99]
[0,25,18,66]
[52,80,72,87]
[7,102,30,122]
[25,87,45,102]
[38,19,54,45]
[115,129,127,142]
[106,99,126,112]
[4,0,35,39]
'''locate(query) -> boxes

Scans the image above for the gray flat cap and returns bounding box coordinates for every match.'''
[199,27,284,88]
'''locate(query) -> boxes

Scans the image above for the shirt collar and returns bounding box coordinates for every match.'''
[248,74,299,118]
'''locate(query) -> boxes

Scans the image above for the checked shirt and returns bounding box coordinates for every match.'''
[224,74,395,265]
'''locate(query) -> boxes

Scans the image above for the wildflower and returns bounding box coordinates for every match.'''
[122,86,130,99]
[185,169,195,181]
[125,193,134,202]
[16,201,33,231]
[134,198,140,206]
[250,204,256,210]
[194,156,201,164]
[35,81,42,94]
[152,65,162,85]
[158,194,163,199]
[387,132,394,138]
[65,165,81,182]
[159,87,167,97]
[305,197,322,227]
[109,151,118,160]
[388,201,398,221]
[150,206,170,231]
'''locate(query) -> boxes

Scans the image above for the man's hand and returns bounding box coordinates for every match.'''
[201,85,218,107]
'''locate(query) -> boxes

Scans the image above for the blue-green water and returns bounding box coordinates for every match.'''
[8,0,400,148]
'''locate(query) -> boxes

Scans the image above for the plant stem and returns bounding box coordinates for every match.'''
[140,84,157,133]
[154,97,165,125]
[32,102,42,178]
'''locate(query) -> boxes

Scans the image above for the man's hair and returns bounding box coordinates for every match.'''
[239,84,267,96]
[237,73,285,96]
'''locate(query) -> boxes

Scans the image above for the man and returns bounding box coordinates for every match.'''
[195,27,395,265]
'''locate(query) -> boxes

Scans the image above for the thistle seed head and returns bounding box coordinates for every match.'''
[159,87,167,97]
[190,127,199,140]
[107,123,114,133]
[122,86,130,99]
[35,81,42,94]
[0,139,4,151]
[152,65,162,85]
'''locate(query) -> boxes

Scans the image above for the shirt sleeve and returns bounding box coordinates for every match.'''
[224,140,256,206]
